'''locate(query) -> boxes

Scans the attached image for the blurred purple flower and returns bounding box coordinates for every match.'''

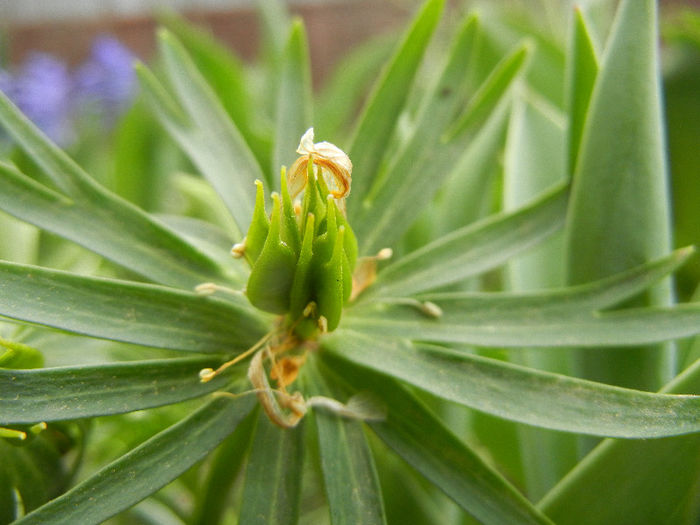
[0,53,74,145]
[73,35,137,125]
[0,35,137,146]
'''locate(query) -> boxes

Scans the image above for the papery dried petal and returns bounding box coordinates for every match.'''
[289,127,352,201]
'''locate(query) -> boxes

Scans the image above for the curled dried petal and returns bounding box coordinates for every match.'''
[288,127,352,202]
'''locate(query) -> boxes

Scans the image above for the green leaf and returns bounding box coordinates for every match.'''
[0,100,227,289]
[360,183,568,299]
[326,356,554,525]
[156,214,245,284]
[539,358,700,524]
[323,330,700,438]
[159,13,270,170]
[400,248,692,317]
[190,409,256,525]
[0,465,14,524]
[565,0,674,389]
[0,357,237,424]
[503,92,567,290]
[111,99,164,210]
[140,30,267,238]
[272,19,312,179]
[0,260,268,353]
[0,92,92,197]
[353,15,480,254]
[434,97,510,233]
[315,33,396,141]
[565,6,599,174]
[445,39,532,140]
[304,358,387,525]
[345,302,700,348]
[255,0,291,64]
[0,337,43,369]
[501,90,572,500]
[14,395,256,525]
[239,413,304,525]
[0,428,72,517]
[346,0,444,217]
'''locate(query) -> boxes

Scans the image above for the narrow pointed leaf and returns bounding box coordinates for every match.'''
[445,40,531,140]
[366,247,694,319]
[539,358,700,524]
[565,7,599,174]
[0,100,228,289]
[502,91,572,500]
[435,99,510,232]
[154,30,267,236]
[14,395,256,525]
[354,15,480,254]
[347,0,444,217]
[304,359,387,525]
[323,331,700,438]
[565,0,673,389]
[315,33,396,140]
[0,260,268,353]
[191,410,257,525]
[326,357,554,525]
[272,19,312,179]
[0,90,92,196]
[345,301,700,348]
[0,357,236,424]
[239,413,304,525]
[256,0,291,62]
[159,13,269,169]
[361,183,568,299]
[157,214,246,284]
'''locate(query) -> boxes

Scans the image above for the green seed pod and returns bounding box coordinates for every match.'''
[316,226,347,331]
[246,194,297,314]
[280,167,301,255]
[336,207,358,270]
[301,162,326,234]
[313,195,337,264]
[289,213,315,321]
[244,180,270,264]
[341,250,353,303]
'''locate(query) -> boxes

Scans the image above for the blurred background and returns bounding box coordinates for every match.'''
[1,0,410,87]
[0,0,699,292]
[2,0,697,84]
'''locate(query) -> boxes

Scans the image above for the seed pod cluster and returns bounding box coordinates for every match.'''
[243,162,358,336]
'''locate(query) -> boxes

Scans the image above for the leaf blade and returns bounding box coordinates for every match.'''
[539,358,700,524]
[304,358,387,525]
[272,19,313,179]
[0,105,228,289]
[0,260,268,353]
[565,0,674,389]
[0,357,235,424]
[346,0,444,217]
[327,356,554,525]
[155,29,267,236]
[239,413,305,525]
[352,15,480,254]
[360,183,568,299]
[14,395,256,525]
[323,330,700,438]
[344,302,700,348]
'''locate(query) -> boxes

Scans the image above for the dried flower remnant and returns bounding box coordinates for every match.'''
[288,127,352,209]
